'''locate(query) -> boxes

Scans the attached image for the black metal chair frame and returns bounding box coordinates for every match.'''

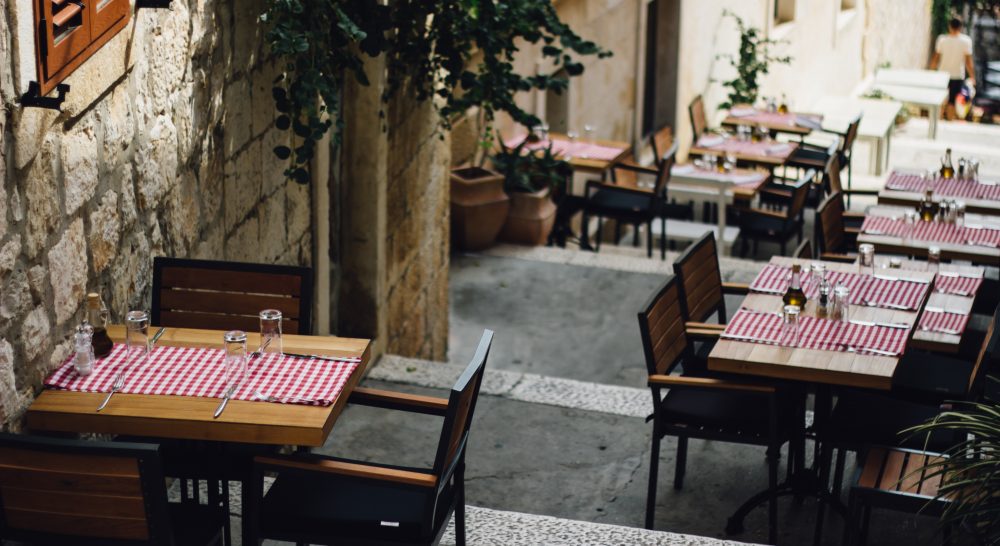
[737,169,814,257]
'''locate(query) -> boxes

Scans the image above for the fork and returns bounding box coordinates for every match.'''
[251,392,320,404]
[843,345,898,357]
[97,372,126,412]
[248,338,274,402]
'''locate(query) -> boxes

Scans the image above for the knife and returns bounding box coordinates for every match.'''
[282,352,350,362]
[924,306,969,316]
[150,327,166,347]
[213,385,237,419]
[937,271,982,279]
[873,274,930,284]
[849,319,910,330]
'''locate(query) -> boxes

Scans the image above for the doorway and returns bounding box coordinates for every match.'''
[641,0,681,137]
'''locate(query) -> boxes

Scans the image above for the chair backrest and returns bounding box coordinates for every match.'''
[0,434,172,546]
[840,114,862,156]
[969,307,1000,397]
[824,154,843,196]
[672,232,726,324]
[151,257,314,334]
[637,276,690,377]
[651,125,673,166]
[432,330,493,480]
[651,142,679,197]
[688,95,707,142]
[786,170,815,221]
[793,239,813,260]
[816,191,847,254]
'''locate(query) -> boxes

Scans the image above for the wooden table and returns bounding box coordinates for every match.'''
[874,69,950,90]
[549,133,631,173]
[709,256,936,390]
[857,205,1000,266]
[869,83,948,139]
[878,187,1000,217]
[688,138,798,169]
[721,109,823,137]
[26,326,372,447]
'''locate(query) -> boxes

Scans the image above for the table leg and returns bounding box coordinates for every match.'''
[929,107,938,139]
[717,190,730,256]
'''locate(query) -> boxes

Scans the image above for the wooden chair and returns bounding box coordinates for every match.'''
[736,170,814,257]
[787,114,861,203]
[688,95,709,145]
[844,447,952,546]
[793,239,813,259]
[638,277,797,543]
[584,143,688,259]
[815,191,862,263]
[246,330,494,546]
[671,232,749,333]
[151,257,313,334]
[0,433,225,546]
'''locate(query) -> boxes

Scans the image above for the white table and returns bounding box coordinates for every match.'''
[870,84,948,139]
[874,69,950,89]
[811,96,903,176]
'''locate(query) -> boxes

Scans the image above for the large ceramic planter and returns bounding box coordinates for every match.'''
[499,187,557,246]
[450,166,509,251]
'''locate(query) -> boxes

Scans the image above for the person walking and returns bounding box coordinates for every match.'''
[930,16,975,120]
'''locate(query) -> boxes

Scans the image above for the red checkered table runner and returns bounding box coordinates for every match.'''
[934,274,984,296]
[503,136,626,162]
[723,309,909,355]
[46,344,361,406]
[884,171,1000,201]
[730,110,823,129]
[749,264,928,311]
[695,137,795,160]
[917,310,970,336]
[862,216,1000,248]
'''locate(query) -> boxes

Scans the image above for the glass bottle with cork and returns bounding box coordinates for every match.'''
[919,188,938,222]
[86,293,113,358]
[783,264,808,308]
[940,148,955,179]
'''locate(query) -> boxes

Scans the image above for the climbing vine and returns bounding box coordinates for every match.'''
[260,0,611,183]
[716,10,791,110]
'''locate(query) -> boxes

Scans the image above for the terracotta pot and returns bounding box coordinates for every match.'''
[499,188,557,246]
[450,167,509,251]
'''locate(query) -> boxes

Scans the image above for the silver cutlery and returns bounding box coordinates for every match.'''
[282,352,352,362]
[213,385,237,418]
[251,392,320,404]
[873,274,930,284]
[937,271,982,279]
[924,306,969,316]
[843,345,899,357]
[96,372,125,412]
[150,327,167,346]
[721,333,777,343]
[849,319,910,330]
[936,288,971,296]
[862,300,912,310]
[920,326,962,335]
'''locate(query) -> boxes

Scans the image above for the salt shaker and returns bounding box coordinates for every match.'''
[73,324,96,376]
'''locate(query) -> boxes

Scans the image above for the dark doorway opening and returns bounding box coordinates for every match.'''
[642,0,681,137]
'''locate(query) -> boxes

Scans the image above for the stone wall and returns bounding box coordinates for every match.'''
[0,0,310,429]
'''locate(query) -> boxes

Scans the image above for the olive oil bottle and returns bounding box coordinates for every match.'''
[919,189,938,222]
[783,264,808,308]
[940,148,955,179]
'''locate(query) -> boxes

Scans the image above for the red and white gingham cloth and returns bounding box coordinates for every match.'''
[723,309,909,355]
[884,171,1000,201]
[696,137,795,160]
[45,344,361,406]
[749,265,928,311]
[862,216,1000,248]
[503,136,626,162]
[731,110,823,129]
[934,274,984,296]
[917,310,970,336]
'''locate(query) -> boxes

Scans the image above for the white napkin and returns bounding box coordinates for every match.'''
[765,143,791,155]
[671,164,696,175]
[730,107,756,117]
[697,135,725,148]
[795,116,822,130]
[731,173,761,184]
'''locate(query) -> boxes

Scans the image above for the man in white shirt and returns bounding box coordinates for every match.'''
[929,17,975,120]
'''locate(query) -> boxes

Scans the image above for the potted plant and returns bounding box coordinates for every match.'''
[450,164,509,251]
[491,137,572,246]
[717,10,792,109]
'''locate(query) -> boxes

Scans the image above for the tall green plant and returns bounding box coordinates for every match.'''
[716,10,791,110]
[906,399,1000,543]
[260,0,611,184]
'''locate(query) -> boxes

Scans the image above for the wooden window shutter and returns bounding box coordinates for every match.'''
[39,0,92,86]
[89,0,129,44]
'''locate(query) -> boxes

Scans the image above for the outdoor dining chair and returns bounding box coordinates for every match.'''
[245,329,494,546]
[583,142,686,259]
[786,114,861,203]
[638,277,798,543]
[688,95,709,145]
[793,239,813,259]
[0,433,226,546]
[814,191,862,262]
[736,170,814,257]
[671,231,749,332]
[151,256,314,334]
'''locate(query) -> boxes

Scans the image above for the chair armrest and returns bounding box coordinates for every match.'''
[647,375,775,394]
[843,211,866,220]
[819,252,857,263]
[349,387,449,416]
[613,162,658,176]
[255,456,438,488]
[685,321,726,331]
[845,227,862,236]
[721,282,751,295]
[759,187,792,200]
[585,179,651,198]
[686,327,721,340]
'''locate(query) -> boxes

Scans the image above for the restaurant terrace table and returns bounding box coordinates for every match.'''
[503,132,631,174]
[878,169,1000,217]
[857,204,1000,267]
[721,107,824,137]
[810,96,902,176]
[26,325,372,447]
[869,84,947,139]
[688,135,798,169]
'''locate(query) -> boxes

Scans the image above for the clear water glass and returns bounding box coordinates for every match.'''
[224,330,248,389]
[782,305,801,346]
[858,244,875,277]
[927,246,941,273]
[259,309,283,356]
[955,201,966,226]
[833,285,850,322]
[125,310,150,368]
[566,130,579,159]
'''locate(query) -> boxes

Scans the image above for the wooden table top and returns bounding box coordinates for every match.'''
[688,140,797,168]
[547,132,632,173]
[720,110,821,136]
[612,164,769,200]
[26,326,372,446]
[857,206,1000,266]
[709,256,935,390]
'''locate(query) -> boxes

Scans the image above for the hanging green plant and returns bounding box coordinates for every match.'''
[260,0,611,184]
[716,10,791,110]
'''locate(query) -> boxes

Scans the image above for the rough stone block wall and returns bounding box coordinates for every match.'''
[0,0,310,429]
[385,92,450,361]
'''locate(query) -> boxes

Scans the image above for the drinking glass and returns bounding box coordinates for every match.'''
[224,330,248,389]
[833,285,850,322]
[955,201,966,226]
[566,130,579,159]
[927,246,941,273]
[582,124,595,158]
[259,309,283,356]
[858,243,875,277]
[125,310,150,368]
[783,305,801,346]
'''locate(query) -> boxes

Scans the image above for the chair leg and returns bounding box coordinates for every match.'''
[813,442,834,546]
[660,217,666,261]
[633,223,640,247]
[614,220,622,245]
[832,449,847,503]
[767,444,779,545]
[456,463,467,546]
[843,490,860,546]
[645,433,662,529]
[860,505,872,546]
[646,220,653,258]
[673,436,688,490]
[595,216,603,251]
